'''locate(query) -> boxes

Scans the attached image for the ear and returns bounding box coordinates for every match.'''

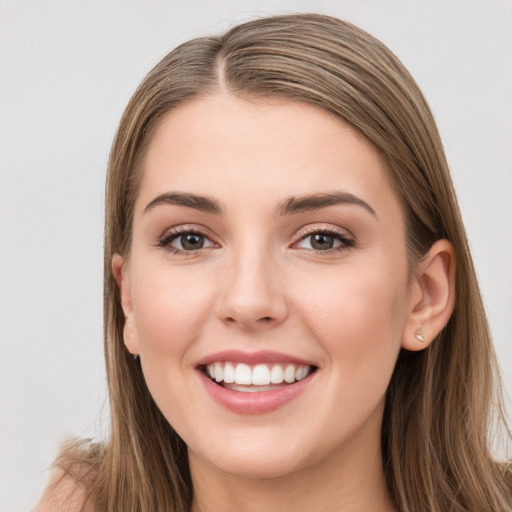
[112,254,140,356]
[402,239,456,351]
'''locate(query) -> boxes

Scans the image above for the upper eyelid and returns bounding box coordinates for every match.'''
[160,224,217,239]
[293,223,354,240]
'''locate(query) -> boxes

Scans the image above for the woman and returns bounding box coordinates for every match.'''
[37,13,512,512]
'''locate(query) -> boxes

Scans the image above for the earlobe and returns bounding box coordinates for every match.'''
[402,239,456,351]
[112,254,140,357]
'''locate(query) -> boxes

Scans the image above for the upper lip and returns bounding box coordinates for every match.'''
[196,350,316,367]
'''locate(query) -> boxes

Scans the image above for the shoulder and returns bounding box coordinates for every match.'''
[34,439,102,512]
[34,467,95,512]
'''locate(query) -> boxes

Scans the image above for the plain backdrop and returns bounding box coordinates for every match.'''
[1,1,511,510]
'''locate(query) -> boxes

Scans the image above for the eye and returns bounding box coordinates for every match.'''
[158,229,215,253]
[295,230,354,252]
[173,232,209,250]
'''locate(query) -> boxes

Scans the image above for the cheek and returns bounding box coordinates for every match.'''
[130,260,215,360]
[283,263,409,451]
[129,262,218,427]
[293,261,409,374]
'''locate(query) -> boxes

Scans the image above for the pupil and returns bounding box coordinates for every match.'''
[311,233,333,250]
[182,233,203,250]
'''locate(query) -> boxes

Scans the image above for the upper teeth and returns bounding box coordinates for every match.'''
[205,362,312,385]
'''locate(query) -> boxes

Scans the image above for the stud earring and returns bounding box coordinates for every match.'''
[414,329,425,342]
[133,354,139,361]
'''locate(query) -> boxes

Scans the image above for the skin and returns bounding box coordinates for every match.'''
[113,93,455,512]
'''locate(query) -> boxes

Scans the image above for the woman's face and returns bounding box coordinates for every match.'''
[115,93,416,479]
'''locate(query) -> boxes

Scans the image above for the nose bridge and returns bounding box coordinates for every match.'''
[218,237,287,328]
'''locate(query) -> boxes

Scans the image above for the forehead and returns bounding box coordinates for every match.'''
[136,93,401,220]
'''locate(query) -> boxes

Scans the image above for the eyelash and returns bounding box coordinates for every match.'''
[156,226,355,256]
[156,227,216,255]
[293,227,355,254]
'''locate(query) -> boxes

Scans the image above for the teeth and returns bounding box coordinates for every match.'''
[284,364,296,383]
[223,362,235,383]
[252,364,271,385]
[295,365,308,381]
[270,364,284,384]
[234,363,252,385]
[205,362,312,386]
[214,362,223,383]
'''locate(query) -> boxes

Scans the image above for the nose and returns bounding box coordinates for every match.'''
[217,251,288,330]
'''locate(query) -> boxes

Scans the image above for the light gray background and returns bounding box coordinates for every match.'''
[1,1,511,510]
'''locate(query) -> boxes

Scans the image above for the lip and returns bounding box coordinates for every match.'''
[197,367,316,415]
[196,349,315,367]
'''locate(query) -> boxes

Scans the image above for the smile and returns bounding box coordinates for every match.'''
[196,352,318,414]
[204,362,314,391]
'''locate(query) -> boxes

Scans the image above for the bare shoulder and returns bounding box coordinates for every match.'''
[33,440,102,512]
[34,467,95,512]
[33,465,97,512]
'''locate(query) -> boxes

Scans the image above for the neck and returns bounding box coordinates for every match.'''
[189,406,396,512]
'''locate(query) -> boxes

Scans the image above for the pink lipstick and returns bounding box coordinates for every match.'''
[196,350,317,414]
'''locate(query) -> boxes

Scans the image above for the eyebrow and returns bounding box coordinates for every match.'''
[143,190,376,218]
[144,192,223,215]
[277,192,377,217]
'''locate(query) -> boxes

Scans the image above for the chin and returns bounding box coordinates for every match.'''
[198,448,310,480]
[187,426,331,481]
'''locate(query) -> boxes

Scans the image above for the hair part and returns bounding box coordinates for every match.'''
[55,13,512,512]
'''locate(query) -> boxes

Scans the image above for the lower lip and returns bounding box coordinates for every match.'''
[198,371,315,415]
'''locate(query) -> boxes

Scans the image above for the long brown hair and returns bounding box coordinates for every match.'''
[58,13,511,511]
